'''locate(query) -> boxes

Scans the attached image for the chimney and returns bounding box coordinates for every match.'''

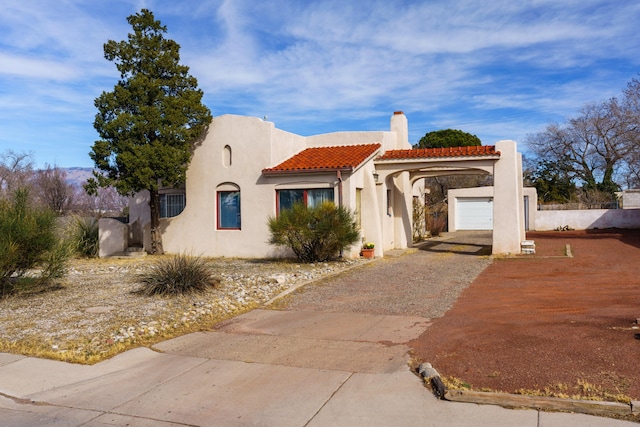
[390,111,409,149]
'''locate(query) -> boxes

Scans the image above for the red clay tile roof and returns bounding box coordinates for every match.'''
[263,143,381,174]
[376,145,498,161]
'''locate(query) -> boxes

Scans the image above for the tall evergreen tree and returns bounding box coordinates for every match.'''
[413,129,486,210]
[525,158,577,203]
[87,9,212,254]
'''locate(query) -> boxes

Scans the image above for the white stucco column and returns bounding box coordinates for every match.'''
[492,140,525,254]
[517,152,526,241]
[373,170,396,255]
[362,169,384,257]
[393,172,412,249]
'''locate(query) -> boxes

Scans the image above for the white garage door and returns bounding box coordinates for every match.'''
[456,197,493,230]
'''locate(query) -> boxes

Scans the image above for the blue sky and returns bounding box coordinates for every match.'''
[1,0,639,168]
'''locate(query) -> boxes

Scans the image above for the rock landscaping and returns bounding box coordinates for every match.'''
[0,256,362,363]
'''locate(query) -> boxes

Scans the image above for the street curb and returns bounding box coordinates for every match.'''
[416,364,636,418]
[420,380,635,418]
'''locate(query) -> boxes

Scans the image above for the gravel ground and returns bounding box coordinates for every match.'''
[281,233,493,318]
[0,256,363,362]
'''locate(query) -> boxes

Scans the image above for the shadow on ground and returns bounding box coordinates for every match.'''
[414,232,492,256]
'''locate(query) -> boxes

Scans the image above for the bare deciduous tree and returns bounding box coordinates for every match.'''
[621,77,640,187]
[0,150,34,198]
[526,77,640,197]
[75,186,128,218]
[423,174,492,207]
[32,165,75,214]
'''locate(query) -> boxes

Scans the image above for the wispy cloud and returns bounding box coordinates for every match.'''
[0,0,638,167]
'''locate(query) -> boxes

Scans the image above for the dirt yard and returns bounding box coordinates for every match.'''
[409,229,640,402]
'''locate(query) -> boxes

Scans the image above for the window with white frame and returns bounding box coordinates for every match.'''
[160,193,185,218]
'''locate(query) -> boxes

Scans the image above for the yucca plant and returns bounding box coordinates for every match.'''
[71,216,99,258]
[136,254,219,296]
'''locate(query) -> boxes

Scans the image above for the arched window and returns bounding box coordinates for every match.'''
[217,183,240,229]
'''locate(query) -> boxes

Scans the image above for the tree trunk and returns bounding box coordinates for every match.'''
[149,188,164,255]
[601,163,618,194]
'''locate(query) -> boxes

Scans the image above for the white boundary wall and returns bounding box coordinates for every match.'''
[98,218,128,257]
[535,209,640,231]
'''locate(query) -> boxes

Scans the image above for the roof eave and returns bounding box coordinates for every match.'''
[375,154,501,163]
[262,167,354,176]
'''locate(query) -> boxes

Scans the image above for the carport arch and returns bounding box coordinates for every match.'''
[408,166,493,187]
[373,140,525,255]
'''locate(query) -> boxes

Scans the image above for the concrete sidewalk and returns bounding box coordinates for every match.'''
[0,307,636,426]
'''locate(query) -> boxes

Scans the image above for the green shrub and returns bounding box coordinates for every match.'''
[267,202,360,263]
[39,238,74,283]
[0,189,70,295]
[71,216,99,258]
[137,254,220,296]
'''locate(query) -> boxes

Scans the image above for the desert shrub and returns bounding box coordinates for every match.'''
[137,254,219,296]
[71,216,99,258]
[267,202,360,262]
[0,188,71,295]
[426,212,447,237]
[412,198,426,242]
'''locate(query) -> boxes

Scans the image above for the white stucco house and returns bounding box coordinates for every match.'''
[99,111,528,258]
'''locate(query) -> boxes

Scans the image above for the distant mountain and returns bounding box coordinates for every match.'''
[63,167,93,188]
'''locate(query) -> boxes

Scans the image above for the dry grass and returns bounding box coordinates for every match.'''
[515,378,632,405]
[442,376,633,405]
[0,256,358,364]
[0,302,257,365]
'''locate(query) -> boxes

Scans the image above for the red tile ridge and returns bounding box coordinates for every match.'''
[377,145,498,161]
[263,143,381,174]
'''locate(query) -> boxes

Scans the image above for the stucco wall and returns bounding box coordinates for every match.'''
[160,115,292,258]
[535,209,640,231]
[98,218,128,257]
[448,186,538,232]
[157,114,401,258]
[623,190,640,209]
[105,112,424,259]
[446,189,640,232]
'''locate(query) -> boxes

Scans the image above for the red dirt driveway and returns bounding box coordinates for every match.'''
[409,229,640,401]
